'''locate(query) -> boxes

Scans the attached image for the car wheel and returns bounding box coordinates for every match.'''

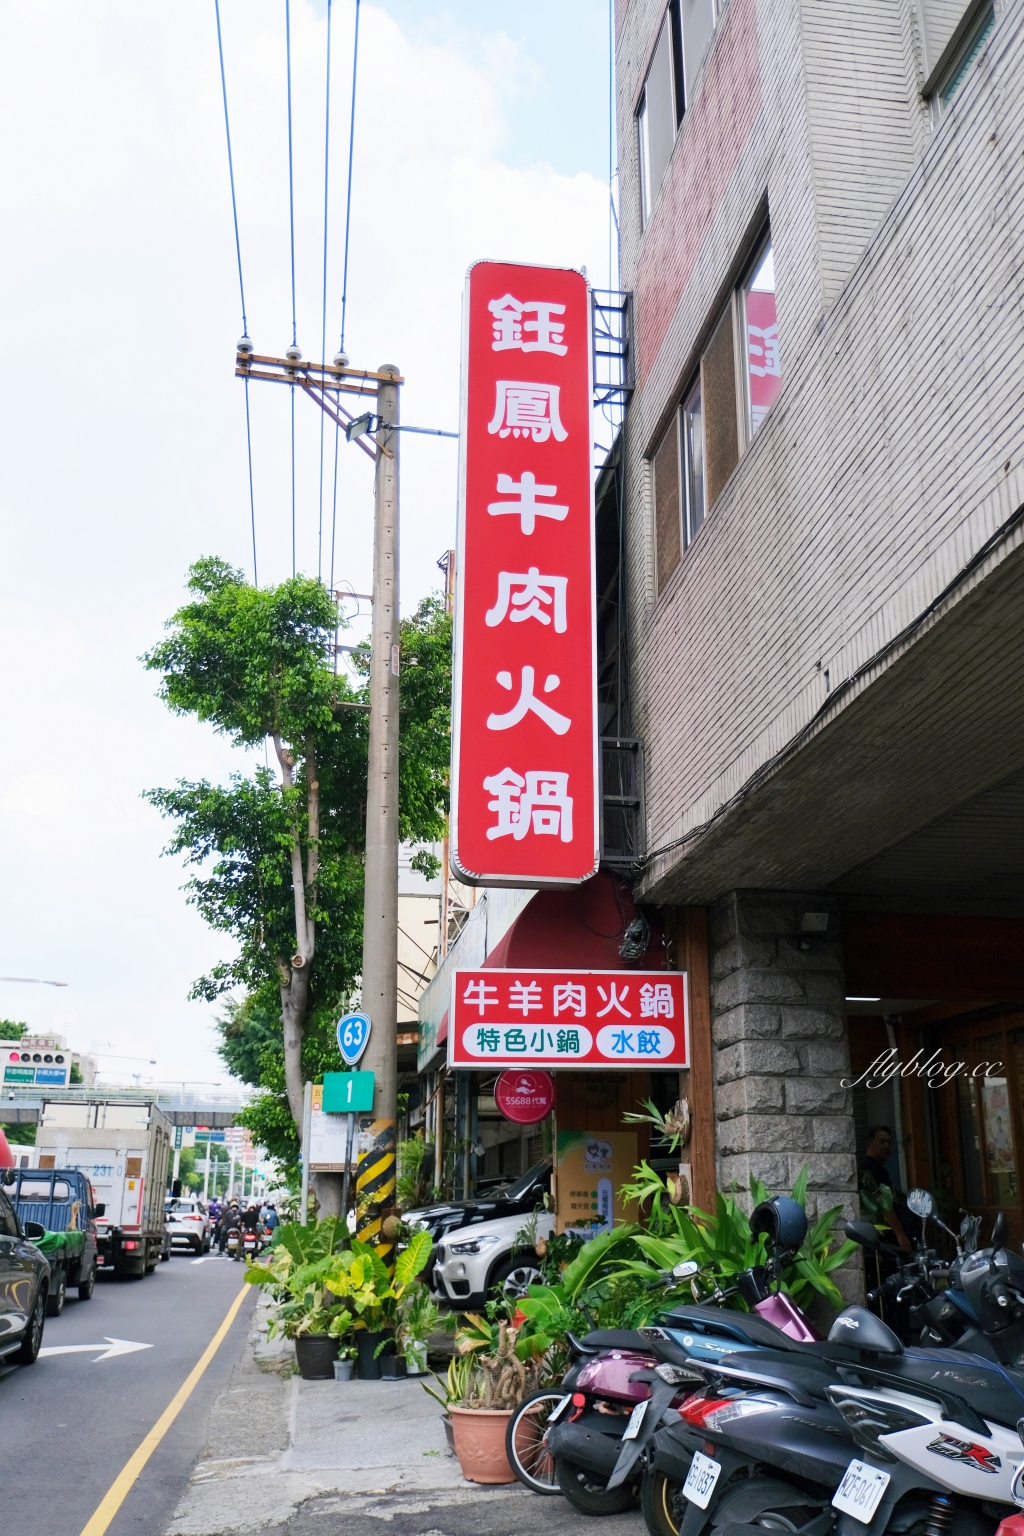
[491,1257,544,1301]
[16,1288,46,1364]
[46,1268,67,1317]
[78,1264,97,1300]
[192,1237,202,1254]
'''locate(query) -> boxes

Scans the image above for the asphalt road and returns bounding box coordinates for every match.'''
[1,1249,257,1536]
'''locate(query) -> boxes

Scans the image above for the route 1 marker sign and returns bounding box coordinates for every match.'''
[322,1071,375,1114]
[337,1011,371,1067]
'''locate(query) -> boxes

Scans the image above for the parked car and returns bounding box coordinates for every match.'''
[403,1160,551,1291]
[0,1187,50,1367]
[164,1196,211,1254]
[432,1207,555,1310]
[1,1167,102,1312]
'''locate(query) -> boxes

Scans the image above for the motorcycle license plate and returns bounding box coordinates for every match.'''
[683,1450,721,1509]
[832,1460,890,1524]
[622,1400,648,1440]
[546,1395,571,1426]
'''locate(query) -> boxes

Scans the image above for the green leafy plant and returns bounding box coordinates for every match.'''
[322,1228,433,1333]
[858,1171,894,1225]
[398,1281,441,1349]
[422,1350,476,1412]
[610,1164,857,1311]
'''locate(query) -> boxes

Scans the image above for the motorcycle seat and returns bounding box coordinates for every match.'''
[882,1347,1024,1430]
[576,1329,650,1353]
[658,1304,814,1353]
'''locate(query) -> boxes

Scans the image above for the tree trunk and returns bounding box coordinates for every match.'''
[280,963,309,1129]
[272,733,316,1130]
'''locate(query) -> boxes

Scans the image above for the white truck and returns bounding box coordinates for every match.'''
[35,1098,172,1277]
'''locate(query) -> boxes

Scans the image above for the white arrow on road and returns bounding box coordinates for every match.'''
[38,1337,152,1362]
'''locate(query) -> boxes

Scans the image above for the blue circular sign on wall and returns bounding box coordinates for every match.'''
[337,1011,372,1067]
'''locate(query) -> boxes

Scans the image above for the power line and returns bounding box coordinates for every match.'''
[331,0,362,595]
[215,0,258,586]
[339,0,361,353]
[285,0,298,578]
[285,0,298,349]
[318,0,334,582]
[214,0,248,338]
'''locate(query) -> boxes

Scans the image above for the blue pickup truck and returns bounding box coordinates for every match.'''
[0,1168,101,1314]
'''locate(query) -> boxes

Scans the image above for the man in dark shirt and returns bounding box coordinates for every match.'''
[859,1125,912,1251]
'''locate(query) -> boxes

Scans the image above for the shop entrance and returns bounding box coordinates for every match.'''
[926,1009,1024,1241]
[843,912,1024,1247]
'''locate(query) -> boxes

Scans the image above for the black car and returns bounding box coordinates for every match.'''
[403,1160,551,1288]
[0,1187,50,1368]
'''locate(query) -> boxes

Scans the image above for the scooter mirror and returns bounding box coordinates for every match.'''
[992,1211,1009,1249]
[844,1219,882,1251]
[906,1188,936,1219]
[672,1260,700,1279]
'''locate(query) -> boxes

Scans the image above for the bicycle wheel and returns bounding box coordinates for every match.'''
[506,1389,567,1494]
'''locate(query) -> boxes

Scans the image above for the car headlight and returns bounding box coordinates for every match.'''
[448,1235,501,1255]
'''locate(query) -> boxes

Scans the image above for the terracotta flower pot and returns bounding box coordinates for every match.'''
[294,1334,339,1380]
[449,1406,516,1484]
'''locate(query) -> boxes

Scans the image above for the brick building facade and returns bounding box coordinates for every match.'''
[614,0,1024,1275]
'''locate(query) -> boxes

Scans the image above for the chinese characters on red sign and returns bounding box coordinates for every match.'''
[451,262,598,886]
[448,970,689,1070]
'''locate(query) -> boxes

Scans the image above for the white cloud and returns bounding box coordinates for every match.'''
[0,0,609,1085]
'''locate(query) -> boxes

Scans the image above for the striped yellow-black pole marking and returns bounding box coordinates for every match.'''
[356,1116,396,1266]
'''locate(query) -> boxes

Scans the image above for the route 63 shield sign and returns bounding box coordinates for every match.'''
[337,1012,371,1067]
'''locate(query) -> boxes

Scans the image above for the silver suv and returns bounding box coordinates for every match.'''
[164,1196,211,1254]
[433,1208,554,1311]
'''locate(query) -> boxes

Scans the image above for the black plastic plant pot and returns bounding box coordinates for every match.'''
[381,1354,407,1379]
[295,1334,340,1380]
[356,1331,393,1380]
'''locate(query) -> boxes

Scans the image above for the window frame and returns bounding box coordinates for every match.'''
[737,231,779,449]
[931,0,996,117]
[636,1,685,228]
[648,222,781,596]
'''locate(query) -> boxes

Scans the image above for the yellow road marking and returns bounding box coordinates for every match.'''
[78,1284,250,1536]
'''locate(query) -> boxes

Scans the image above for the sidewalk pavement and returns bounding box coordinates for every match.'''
[164,1292,543,1536]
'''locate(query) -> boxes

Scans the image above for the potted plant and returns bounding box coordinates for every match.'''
[244,1218,352,1379]
[333,1344,357,1382]
[397,1282,441,1376]
[322,1230,432,1380]
[427,1309,543,1483]
[423,1351,476,1454]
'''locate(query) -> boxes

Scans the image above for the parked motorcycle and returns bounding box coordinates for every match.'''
[527,1196,819,1514]
[636,1209,1024,1535]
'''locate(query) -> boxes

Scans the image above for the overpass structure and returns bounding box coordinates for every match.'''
[0,1085,250,1129]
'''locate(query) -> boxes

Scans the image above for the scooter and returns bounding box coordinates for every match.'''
[638,1210,1024,1536]
[242,1227,262,1261]
[226,1222,242,1260]
[540,1195,819,1514]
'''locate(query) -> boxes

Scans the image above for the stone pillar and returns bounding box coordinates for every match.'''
[708,891,862,1307]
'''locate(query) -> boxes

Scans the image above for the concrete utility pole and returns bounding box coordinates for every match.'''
[355,364,401,1264]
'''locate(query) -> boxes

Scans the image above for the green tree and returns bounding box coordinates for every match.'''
[144,561,451,1170]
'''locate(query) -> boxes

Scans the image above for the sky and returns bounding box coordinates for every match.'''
[0,1,614,1092]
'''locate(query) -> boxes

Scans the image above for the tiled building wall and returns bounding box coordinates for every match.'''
[614,0,1024,868]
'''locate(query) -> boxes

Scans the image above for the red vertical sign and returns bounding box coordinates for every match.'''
[451,261,598,887]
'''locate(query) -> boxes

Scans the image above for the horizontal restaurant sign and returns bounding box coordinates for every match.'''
[448,969,688,1069]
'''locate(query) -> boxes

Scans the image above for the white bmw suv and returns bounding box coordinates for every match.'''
[432,1208,554,1311]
